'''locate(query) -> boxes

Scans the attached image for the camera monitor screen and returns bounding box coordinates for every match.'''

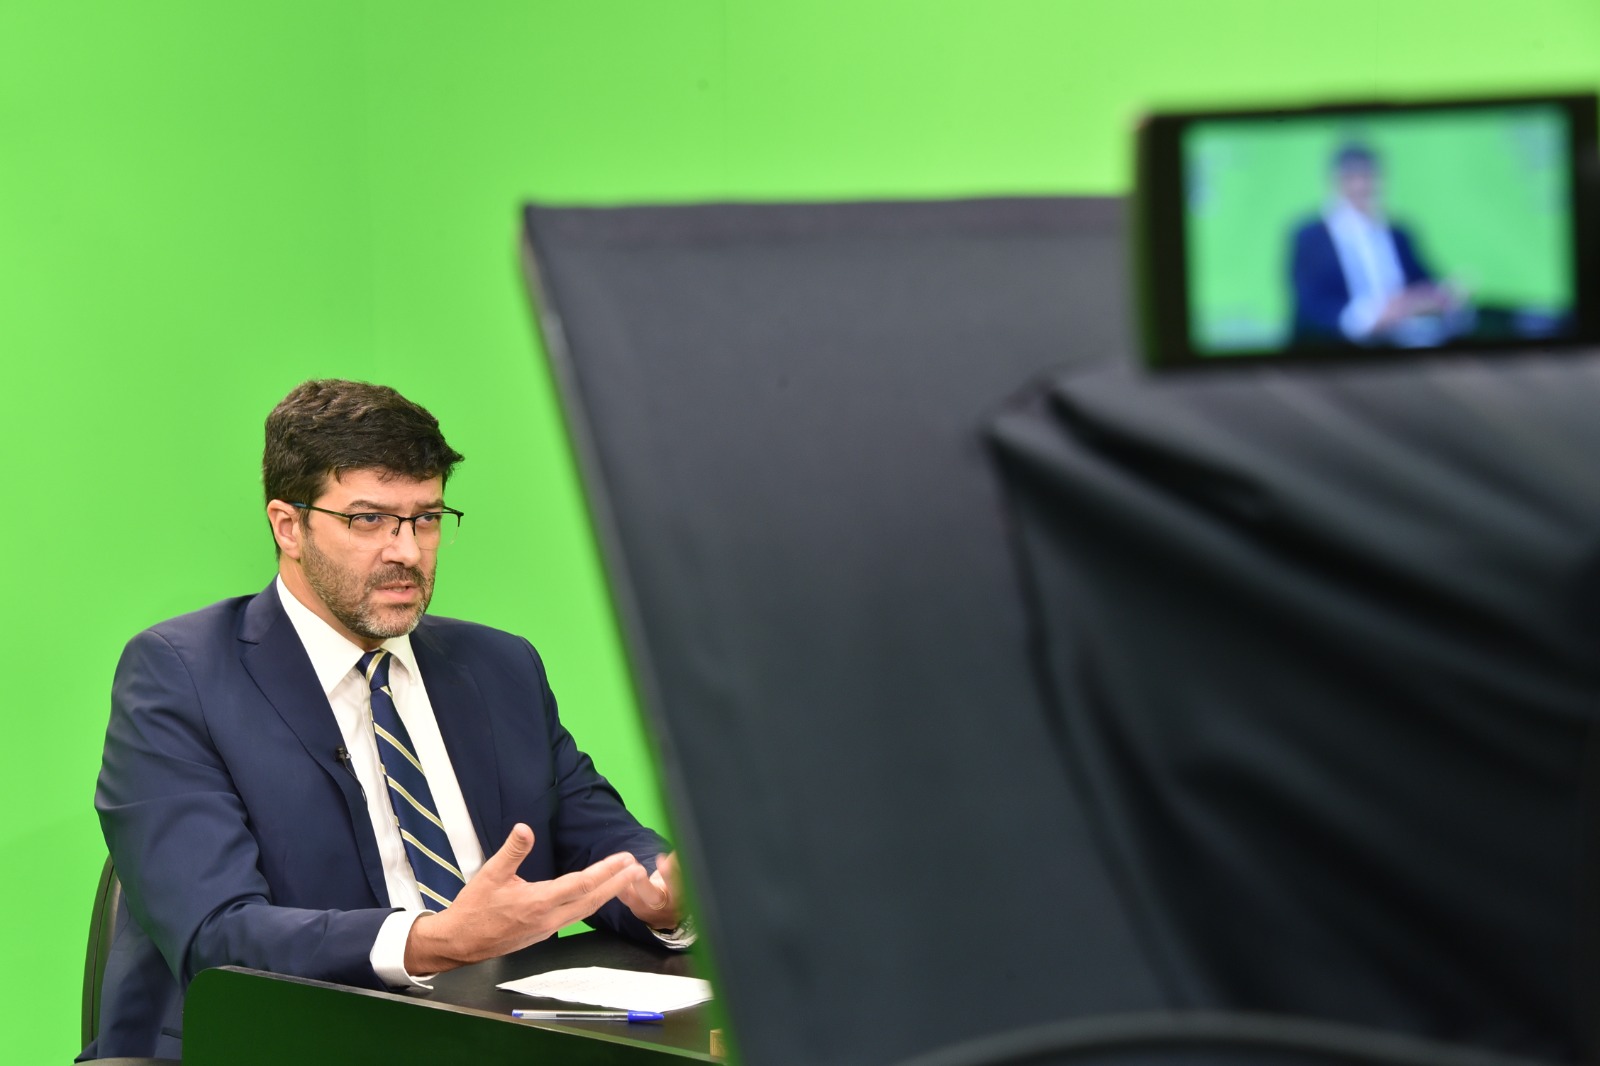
[1135,94,1600,368]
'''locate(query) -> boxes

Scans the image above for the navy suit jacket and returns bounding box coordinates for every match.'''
[1289,217,1432,344]
[87,584,670,1060]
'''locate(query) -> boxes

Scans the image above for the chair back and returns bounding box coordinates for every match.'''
[83,854,121,1048]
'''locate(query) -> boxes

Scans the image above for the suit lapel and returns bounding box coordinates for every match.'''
[1315,222,1351,305]
[411,621,504,859]
[237,584,390,905]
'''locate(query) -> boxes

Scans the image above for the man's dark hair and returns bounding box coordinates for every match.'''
[263,379,465,510]
[1332,141,1379,172]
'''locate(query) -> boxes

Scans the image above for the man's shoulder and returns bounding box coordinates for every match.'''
[132,591,264,648]
[410,615,553,691]
[1387,220,1419,244]
[1291,216,1331,242]
[113,590,275,684]
[413,613,539,658]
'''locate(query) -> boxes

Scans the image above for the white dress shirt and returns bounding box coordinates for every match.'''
[275,576,487,987]
[274,577,693,983]
[1324,199,1407,342]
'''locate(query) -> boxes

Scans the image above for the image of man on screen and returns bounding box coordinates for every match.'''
[1289,143,1467,347]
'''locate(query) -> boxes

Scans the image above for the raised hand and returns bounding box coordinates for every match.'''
[403,823,647,975]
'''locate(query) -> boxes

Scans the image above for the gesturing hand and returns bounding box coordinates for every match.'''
[403,823,647,975]
[616,851,684,932]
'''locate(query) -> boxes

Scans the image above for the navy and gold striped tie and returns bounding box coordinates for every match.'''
[358,649,465,911]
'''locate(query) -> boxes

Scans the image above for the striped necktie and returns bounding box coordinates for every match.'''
[358,649,464,910]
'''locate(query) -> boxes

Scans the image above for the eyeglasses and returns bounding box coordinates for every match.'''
[291,503,464,551]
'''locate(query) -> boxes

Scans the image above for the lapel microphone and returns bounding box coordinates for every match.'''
[334,746,366,801]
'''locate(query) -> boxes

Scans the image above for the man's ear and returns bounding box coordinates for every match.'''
[267,500,305,560]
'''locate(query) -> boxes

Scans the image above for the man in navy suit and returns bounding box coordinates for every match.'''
[1290,143,1464,346]
[87,380,689,1061]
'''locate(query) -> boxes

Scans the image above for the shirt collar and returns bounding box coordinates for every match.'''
[274,575,418,695]
[1325,197,1385,233]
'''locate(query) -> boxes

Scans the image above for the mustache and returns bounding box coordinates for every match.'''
[367,566,428,590]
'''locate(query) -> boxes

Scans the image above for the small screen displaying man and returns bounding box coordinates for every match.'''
[87,379,691,1061]
[1289,143,1469,347]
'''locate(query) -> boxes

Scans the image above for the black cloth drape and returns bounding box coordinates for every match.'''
[522,199,1165,1066]
[992,358,1600,1062]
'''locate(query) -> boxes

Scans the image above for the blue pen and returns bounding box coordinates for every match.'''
[512,1009,666,1023]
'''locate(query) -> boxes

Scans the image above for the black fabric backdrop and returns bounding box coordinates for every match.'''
[520,198,1596,1065]
[522,200,1162,1066]
[992,359,1600,1062]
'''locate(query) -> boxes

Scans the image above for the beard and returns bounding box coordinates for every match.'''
[301,529,435,641]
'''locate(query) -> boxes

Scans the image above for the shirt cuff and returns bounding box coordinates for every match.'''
[648,914,697,950]
[371,909,437,989]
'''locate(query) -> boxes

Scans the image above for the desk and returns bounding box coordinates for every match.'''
[183,931,720,1065]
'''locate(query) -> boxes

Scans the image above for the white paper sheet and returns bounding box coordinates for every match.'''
[496,966,714,1013]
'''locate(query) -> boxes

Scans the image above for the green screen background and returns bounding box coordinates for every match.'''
[2,2,1596,1060]
[1187,105,1575,352]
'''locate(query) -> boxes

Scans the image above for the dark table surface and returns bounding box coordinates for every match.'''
[421,929,719,1059]
[187,929,721,1065]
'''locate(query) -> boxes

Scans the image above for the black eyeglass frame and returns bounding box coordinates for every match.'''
[290,502,465,547]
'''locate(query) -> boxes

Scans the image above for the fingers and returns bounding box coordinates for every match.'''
[534,853,647,931]
[656,852,679,889]
[434,847,643,965]
[623,870,669,912]
[614,852,683,924]
[479,823,536,882]
[544,852,643,906]
[642,853,676,909]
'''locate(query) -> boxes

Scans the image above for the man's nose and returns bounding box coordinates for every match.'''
[381,520,425,564]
